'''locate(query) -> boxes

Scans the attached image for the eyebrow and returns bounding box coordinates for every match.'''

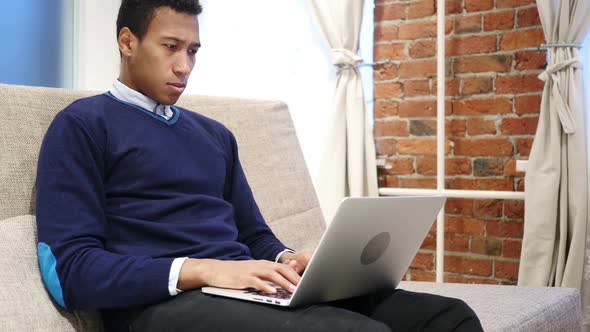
[161,36,201,48]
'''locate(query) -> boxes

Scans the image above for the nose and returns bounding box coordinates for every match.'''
[173,55,192,78]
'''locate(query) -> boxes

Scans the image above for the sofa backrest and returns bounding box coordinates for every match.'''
[0,83,325,251]
[175,95,326,251]
[0,83,325,331]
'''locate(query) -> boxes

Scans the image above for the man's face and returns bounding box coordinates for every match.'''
[123,7,200,105]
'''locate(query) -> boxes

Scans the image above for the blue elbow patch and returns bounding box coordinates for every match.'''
[37,242,66,308]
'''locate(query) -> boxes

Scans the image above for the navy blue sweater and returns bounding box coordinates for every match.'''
[35,94,288,309]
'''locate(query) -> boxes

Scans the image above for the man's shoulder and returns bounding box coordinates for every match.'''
[58,94,111,122]
[49,94,114,136]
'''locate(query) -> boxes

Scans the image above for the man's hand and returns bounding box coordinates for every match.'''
[278,252,312,275]
[177,259,301,294]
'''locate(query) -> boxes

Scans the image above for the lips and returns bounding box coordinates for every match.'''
[167,83,186,94]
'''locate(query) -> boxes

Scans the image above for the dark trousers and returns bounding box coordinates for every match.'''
[102,289,483,332]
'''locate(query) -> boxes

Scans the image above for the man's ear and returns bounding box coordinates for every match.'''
[118,27,136,58]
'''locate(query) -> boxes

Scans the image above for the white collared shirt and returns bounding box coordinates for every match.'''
[110,80,174,120]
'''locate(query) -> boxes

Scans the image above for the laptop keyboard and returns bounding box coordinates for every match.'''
[244,287,293,300]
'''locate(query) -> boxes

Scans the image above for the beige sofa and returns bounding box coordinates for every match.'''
[0,83,582,331]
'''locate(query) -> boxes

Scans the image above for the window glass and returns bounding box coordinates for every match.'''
[190,0,374,183]
[0,1,66,87]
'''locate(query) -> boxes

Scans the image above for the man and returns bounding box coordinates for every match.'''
[35,1,483,331]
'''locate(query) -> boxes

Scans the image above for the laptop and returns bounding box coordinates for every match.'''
[201,196,446,307]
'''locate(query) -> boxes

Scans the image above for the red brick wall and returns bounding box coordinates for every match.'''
[373,0,545,284]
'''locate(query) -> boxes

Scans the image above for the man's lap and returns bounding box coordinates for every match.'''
[102,289,482,332]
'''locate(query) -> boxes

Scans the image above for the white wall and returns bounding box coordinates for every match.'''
[73,0,121,91]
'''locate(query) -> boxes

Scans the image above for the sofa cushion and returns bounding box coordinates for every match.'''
[0,85,90,221]
[399,281,582,332]
[0,215,102,331]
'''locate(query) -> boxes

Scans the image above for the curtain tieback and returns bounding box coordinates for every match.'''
[538,57,583,135]
[331,48,362,72]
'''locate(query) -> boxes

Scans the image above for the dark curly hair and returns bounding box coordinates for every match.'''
[116,0,202,40]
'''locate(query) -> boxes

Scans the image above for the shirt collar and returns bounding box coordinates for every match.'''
[109,80,173,119]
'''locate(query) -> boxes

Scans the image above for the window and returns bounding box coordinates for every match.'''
[190,0,374,184]
[0,1,67,87]
[375,0,530,283]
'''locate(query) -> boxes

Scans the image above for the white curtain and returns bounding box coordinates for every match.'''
[308,0,378,222]
[518,0,590,330]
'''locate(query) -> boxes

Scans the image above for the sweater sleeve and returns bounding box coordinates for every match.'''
[223,131,290,261]
[35,110,174,309]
